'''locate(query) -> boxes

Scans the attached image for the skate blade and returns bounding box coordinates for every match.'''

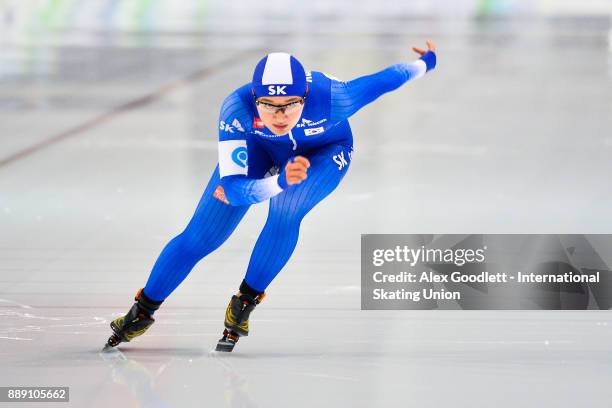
[214,328,239,352]
[215,335,237,352]
[102,334,122,352]
[102,343,118,352]
[215,342,235,352]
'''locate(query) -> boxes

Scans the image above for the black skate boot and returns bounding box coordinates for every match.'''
[104,288,163,350]
[215,281,265,352]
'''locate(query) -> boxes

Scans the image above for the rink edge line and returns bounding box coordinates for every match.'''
[0,50,258,169]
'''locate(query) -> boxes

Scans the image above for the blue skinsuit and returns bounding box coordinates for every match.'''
[143,52,436,300]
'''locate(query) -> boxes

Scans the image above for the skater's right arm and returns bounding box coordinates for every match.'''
[219,158,309,206]
[217,93,309,206]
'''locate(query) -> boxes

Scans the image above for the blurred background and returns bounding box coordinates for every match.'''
[1,1,611,407]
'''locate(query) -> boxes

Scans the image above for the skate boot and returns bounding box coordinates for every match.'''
[215,281,265,352]
[104,288,163,350]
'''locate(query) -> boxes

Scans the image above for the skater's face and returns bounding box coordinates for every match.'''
[255,96,305,135]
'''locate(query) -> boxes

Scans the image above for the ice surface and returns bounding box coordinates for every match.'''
[1,1,611,407]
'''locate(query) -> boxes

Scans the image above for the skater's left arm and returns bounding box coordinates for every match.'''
[329,40,437,123]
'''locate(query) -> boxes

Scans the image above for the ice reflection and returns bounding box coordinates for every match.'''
[98,348,260,408]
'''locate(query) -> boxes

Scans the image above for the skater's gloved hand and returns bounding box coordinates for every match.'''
[412,39,436,56]
[412,39,437,72]
[279,156,310,188]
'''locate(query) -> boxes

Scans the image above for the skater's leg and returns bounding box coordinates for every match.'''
[244,143,353,292]
[143,166,250,301]
[106,166,249,349]
[215,143,352,351]
[216,144,351,350]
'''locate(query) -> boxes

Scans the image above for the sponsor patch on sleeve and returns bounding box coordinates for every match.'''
[219,139,248,177]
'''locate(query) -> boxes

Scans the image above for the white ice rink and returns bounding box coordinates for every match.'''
[1,1,612,407]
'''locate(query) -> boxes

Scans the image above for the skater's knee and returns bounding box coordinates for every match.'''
[170,229,219,259]
[265,214,303,234]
